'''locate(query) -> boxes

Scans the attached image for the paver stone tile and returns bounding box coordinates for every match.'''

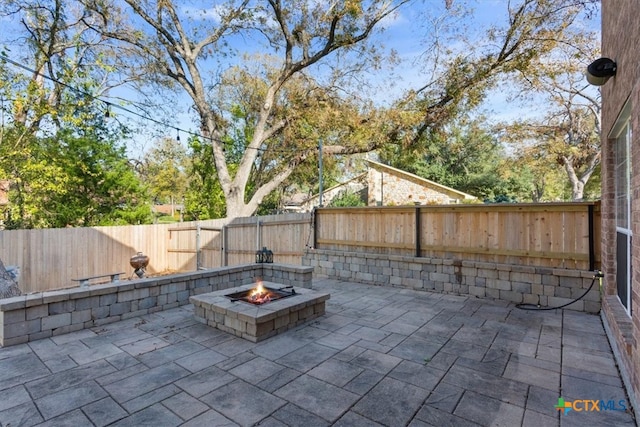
[388,359,446,391]
[558,406,636,427]
[271,403,331,427]
[388,336,443,364]
[122,384,181,413]
[161,391,209,421]
[334,410,385,427]
[440,339,488,361]
[26,359,115,399]
[276,343,338,372]
[120,336,170,356]
[315,332,361,350]
[343,368,385,395]
[307,358,364,387]
[105,351,140,371]
[0,343,32,361]
[32,408,92,427]
[526,385,559,415]
[503,360,560,391]
[174,365,236,398]
[229,356,285,384]
[180,410,239,427]
[350,348,402,375]
[251,334,310,360]
[104,363,189,404]
[82,397,128,427]
[68,342,122,365]
[352,376,430,426]
[0,352,50,390]
[442,364,528,407]
[522,409,558,427]
[560,375,629,401]
[256,368,301,393]
[415,403,482,426]
[561,366,623,387]
[424,382,464,413]
[43,355,77,373]
[175,348,228,373]
[274,374,359,422]
[109,403,183,427]
[0,401,43,427]
[454,390,525,426]
[0,384,32,412]
[137,340,206,368]
[35,380,107,420]
[201,379,287,426]
[562,347,620,377]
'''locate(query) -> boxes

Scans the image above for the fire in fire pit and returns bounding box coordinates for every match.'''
[226,280,296,305]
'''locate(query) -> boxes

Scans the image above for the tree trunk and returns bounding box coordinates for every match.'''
[0,259,21,299]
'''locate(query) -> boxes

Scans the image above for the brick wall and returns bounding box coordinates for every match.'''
[599,0,640,414]
[303,249,600,313]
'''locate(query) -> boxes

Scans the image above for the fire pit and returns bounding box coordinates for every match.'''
[190,281,330,342]
[226,281,296,305]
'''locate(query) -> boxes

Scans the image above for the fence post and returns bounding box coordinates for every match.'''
[415,206,421,257]
[221,225,227,267]
[256,220,261,250]
[313,208,319,249]
[588,204,595,271]
[196,222,201,270]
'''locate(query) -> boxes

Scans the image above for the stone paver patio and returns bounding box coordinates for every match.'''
[0,277,635,426]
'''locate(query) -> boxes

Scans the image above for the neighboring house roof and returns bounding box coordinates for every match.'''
[282,173,367,210]
[306,173,367,202]
[366,159,477,200]
[282,192,311,208]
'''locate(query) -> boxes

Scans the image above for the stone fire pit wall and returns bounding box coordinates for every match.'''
[303,249,600,313]
[0,263,313,347]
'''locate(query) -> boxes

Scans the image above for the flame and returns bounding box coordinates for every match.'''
[249,280,271,304]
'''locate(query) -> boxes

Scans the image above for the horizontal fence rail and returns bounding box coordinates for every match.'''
[315,202,601,270]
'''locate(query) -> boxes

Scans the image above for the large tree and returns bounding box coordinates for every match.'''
[78,0,594,217]
[497,15,601,200]
[80,0,406,217]
[0,1,153,228]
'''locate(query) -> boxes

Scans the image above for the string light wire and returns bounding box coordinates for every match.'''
[0,52,321,156]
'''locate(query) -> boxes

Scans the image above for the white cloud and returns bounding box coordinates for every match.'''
[180,5,225,23]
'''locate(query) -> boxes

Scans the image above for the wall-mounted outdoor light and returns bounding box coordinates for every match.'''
[586,57,617,86]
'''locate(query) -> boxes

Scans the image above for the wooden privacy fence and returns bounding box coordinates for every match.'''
[0,213,311,293]
[221,215,313,266]
[314,202,601,270]
[1,203,599,293]
[166,213,312,269]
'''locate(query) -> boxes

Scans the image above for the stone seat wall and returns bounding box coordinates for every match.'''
[0,263,313,347]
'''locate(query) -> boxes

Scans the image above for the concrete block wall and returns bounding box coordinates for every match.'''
[0,263,313,347]
[303,249,600,313]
